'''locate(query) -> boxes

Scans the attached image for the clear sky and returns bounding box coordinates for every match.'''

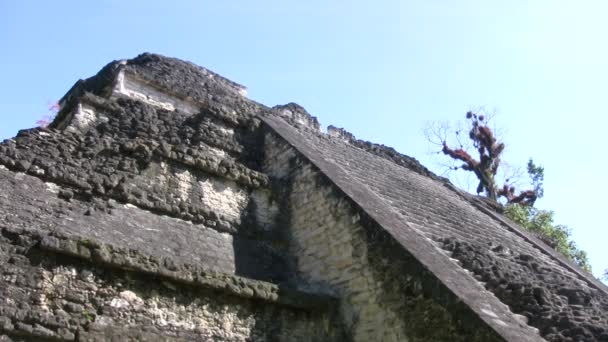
[1,0,606,280]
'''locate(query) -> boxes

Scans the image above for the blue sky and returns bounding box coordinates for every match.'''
[1,0,606,279]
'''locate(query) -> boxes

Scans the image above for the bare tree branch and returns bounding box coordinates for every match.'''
[428,110,539,206]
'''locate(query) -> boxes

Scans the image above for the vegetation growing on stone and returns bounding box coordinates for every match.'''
[432,112,538,205]
[429,111,593,273]
[36,101,59,127]
[503,204,592,272]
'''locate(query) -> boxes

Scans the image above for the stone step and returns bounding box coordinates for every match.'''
[0,167,287,280]
[0,226,340,342]
[0,126,280,237]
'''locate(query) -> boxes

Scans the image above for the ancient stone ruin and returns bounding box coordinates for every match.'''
[0,53,606,341]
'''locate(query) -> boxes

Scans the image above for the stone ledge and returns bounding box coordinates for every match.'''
[1,226,335,312]
[154,142,269,189]
[0,153,252,236]
[66,93,269,188]
[109,73,253,128]
[124,52,248,101]
[56,54,259,131]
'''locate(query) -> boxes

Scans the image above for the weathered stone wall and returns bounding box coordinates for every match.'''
[0,154,344,341]
[0,225,343,341]
[0,91,285,280]
[0,53,348,340]
[115,70,201,114]
[263,132,504,342]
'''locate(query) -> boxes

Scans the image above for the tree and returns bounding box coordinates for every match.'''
[427,111,592,272]
[429,111,539,205]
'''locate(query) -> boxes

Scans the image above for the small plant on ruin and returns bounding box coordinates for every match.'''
[36,101,60,127]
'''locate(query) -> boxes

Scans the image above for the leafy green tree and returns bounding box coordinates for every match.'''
[524,159,544,199]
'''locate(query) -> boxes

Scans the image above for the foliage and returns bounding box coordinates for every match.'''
[526,159,545,199]
[503,204,592,272]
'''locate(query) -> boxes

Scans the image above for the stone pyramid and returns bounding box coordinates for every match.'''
[0,53,606,341]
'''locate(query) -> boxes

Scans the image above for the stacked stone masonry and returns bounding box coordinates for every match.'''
[0,54,344,341]
[0,53,606,341]
[0,222,341,341]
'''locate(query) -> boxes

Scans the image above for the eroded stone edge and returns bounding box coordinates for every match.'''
[0,225,335,312]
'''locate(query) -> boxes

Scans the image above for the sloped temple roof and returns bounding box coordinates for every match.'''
[0,53,606,341]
